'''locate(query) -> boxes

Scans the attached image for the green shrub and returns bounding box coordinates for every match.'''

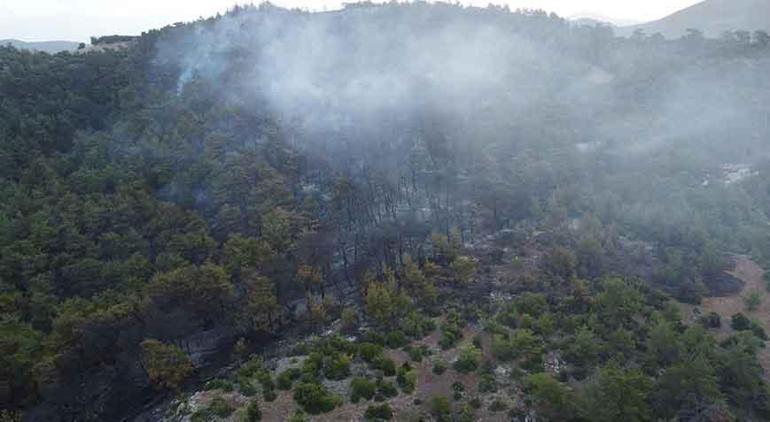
[744,290,763,311]
[277,367,302,390]
[373,356,396,376]
[243,400,261,421]
[478,374,497,393]
[361,331,387,346]
[751,320,768,340]
[256,371,274,390]
[324,354,351,380]
[453,344,480,374]
[209,395,235,418]
[472,335,483,349]
[457,404,475,422]
[698,312,721,329]
[732,313,752,331]
[302,352,323,380]
[291,343,310,356]
[289,410,307,422]
[396,366,417,394]
[406,346,423,362]
[431,396,452,422]
[206,378,234,392]
[350,377,377,403]
[237,357,265,378]
[433,360,448,375]
[452,381,465,393]
[262,388,277,402]
[192,396,235,422]
[239,382,257,397]
[401,312,437,339]
[386,330,407,348]
[358,343,385,362]
[293,382,340,414]
[489,399,508,412]
[364,403,393,420]
[377,380,398,398]
[439,324,462,350]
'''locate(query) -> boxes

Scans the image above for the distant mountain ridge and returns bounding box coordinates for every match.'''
[619,0,770,38]
[568,13,641,28]
[1,39,79,53]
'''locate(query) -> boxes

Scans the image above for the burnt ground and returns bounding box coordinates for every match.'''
[680,256,770,374]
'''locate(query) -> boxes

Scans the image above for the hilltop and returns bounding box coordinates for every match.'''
[619,0,770,38]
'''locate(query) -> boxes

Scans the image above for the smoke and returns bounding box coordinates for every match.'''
[153,2,770,173]
[157,5,597,139]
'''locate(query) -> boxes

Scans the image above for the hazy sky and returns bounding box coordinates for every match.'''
[2,0,703,41]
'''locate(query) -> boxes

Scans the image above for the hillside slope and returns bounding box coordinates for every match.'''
[0,39,79,53]
[619,0,770,38]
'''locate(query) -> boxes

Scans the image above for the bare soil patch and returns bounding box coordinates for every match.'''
[680,256,770,373]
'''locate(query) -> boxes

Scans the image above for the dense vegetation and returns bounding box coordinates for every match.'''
[2,2,770,420]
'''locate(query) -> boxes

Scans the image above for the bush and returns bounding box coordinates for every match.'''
[431,396,452,422]
[452,381,465,401]
[453,344,480,374]
[289,410,307,422]
[141,339,194,390]
[745,290,763,311]
[457,404,475,422]
[191,395,235,422]
[209,395,235,418]
[452,381,465,393]
[262,388,277,402]
[206,378,234,392]
[491,334,515,361]
[433,360,448,375]
[361,331,387,346]
[386,330,407,348]
[406,346,423,362]
[359,343,385,362]
[478,374,497,393]
[489,399,508,412]
[277,367,302,390]
[751,320,768,340]
[237,356,265,378]
[732,313,752,331]
[341,306,359,332]
[239,382,257,397]
[324,354,351,380]
[439,323,463,350]
[373,356,396,376]
[256,371,275,390]
[243,400,261,421]
[350,377,377,403]
[377,380,398,398]
[293,382,340,414]
[364,403,393,420]
[291,343,310,356]
[397,366,417,394]
[401,311,437,339]
[472,335,483,349]
[698,312,721,329]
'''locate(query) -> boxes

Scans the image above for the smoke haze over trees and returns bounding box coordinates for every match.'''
[2,2,770,420]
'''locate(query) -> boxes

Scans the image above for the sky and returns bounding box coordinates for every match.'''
[1,0,704,41]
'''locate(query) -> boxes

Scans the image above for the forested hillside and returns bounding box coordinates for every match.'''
[2,3,770,421]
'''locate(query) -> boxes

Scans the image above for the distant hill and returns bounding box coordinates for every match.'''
[568,14,641,28]
[618,0,770,38]
[1,39,80,53]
